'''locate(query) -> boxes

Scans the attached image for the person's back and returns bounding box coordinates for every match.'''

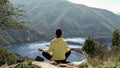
[49,37,69,60]
[38,29,71,62]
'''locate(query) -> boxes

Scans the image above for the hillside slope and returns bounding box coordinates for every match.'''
[0,0,47,46]
[10,0,120,38]
[0,45,21,65]
[0,29,46,46]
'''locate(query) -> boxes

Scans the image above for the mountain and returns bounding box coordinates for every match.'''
[0,0,119,46]
[0,0,47,46]
[0,29,46,46]
[10,0,120,39]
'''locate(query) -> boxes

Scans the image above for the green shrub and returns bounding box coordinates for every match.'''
[15,60,41,68]
[79,62,88,68]
[0,60,5,66]
[85,46,120,68]
[0,45,22,65]
[82,37,97,57]
[111,29,120,49]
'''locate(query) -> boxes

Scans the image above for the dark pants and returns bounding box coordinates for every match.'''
[42,51,71,62]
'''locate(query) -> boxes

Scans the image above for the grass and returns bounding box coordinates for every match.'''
[12,58,41,68]
[0,45,22,65]
[0,45,41,68]
[80,48,120,68]
[79,62,88,68]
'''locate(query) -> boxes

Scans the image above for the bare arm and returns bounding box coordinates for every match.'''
[70,48,75,51]
[38,48,43,52]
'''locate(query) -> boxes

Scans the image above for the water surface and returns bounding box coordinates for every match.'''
[7,38,86,62]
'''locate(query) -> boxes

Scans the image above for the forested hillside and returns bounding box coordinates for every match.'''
[0,29,46,46]
[10,0,120,38]
[1,0,120,46]
[0,0,46,46]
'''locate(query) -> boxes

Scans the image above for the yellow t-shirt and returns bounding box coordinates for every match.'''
[43,37,70,60]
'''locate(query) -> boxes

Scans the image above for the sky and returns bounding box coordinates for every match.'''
[67,0,120,13]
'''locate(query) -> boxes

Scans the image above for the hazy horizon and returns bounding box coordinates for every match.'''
[68,0,120,13]
[9,0,120,13]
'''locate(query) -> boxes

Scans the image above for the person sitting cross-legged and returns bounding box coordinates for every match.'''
[38,29,74,63]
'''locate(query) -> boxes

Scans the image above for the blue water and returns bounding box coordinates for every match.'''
[6,38,86,62]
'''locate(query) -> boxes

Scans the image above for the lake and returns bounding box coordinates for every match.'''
[6,37,86,62]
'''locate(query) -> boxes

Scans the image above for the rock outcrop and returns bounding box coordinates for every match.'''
[32,60,86,68]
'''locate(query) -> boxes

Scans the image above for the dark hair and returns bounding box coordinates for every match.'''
[56,29,62,38]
